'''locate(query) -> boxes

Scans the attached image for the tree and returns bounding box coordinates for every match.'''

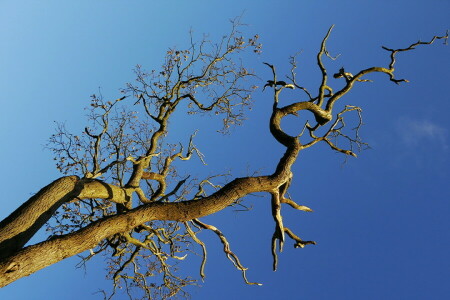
[0,19,447,298]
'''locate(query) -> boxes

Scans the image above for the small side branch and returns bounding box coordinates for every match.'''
[287,52,314,101]
[184,221,207,280]
[322,105,369,158]
[192,219,261,286]
[284,227,316,249]
[382,31,449,69]
[270,177,315,271]
[281,197,313,212]
[317,25,335,107]
[270,191,285,253]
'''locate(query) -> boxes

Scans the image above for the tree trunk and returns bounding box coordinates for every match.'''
[0,137,298,287]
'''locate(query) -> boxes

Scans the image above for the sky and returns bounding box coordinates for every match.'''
[1,1,449,299]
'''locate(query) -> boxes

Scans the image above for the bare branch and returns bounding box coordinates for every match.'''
[281,197,313,212]
[284,227,316,249]
[317,25,335,107]
[382,31,449,69]
[2,25,446,299]
[192,219,262,286]
[184,221,207,280]
[287,52,314,101]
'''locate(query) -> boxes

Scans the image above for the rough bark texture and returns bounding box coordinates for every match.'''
[0,176,79,260]
[0,144,296,287]
[0,26,446,295]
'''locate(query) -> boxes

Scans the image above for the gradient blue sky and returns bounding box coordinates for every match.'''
[1,1,449,299]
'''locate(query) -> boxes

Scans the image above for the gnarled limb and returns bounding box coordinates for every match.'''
[192,219,261,286]
[1,26,446,298]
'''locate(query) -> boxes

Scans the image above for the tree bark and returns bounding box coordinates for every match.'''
[0,176,79,260]
[0,172,293,287]
[0,107,299,287]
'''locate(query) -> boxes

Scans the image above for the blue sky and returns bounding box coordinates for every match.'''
[1,1,449,299]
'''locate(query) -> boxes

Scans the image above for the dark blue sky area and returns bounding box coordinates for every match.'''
[1,1,449,299]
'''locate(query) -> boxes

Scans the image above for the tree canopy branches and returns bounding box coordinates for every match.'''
[0,20,447,299]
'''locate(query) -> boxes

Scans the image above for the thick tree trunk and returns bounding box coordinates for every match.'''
[0,172,291,287]
[0,176,79,260]
[0,96,303,288]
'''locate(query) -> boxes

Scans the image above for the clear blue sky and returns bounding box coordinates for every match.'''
[1,1,449,299]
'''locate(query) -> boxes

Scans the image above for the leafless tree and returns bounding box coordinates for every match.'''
[0,20,447,299]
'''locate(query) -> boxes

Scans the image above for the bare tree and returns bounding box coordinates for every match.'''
[0,20,447,299]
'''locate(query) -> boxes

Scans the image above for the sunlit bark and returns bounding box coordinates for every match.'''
[0,23,446,299]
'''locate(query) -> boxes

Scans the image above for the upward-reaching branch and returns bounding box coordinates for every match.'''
[0,25,446,299]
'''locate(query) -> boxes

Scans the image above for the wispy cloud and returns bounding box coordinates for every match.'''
[396,118,448,150]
